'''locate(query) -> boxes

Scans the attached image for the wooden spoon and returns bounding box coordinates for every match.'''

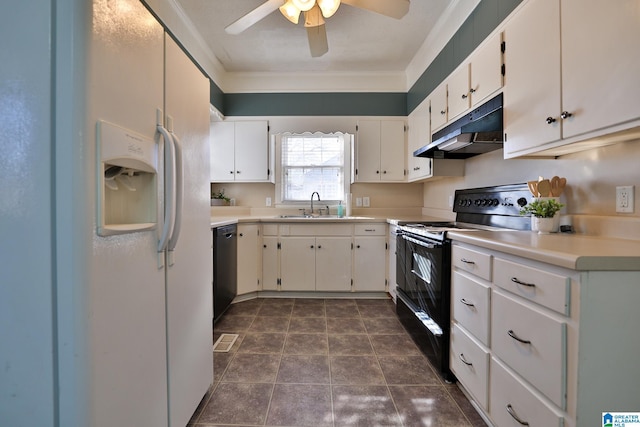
[527,180,539,197]
[537,179,551,197]
[550,176,561,196]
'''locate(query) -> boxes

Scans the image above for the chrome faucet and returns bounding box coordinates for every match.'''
[310,192,321,214]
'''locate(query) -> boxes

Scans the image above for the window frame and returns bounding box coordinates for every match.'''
[274,132,352,207]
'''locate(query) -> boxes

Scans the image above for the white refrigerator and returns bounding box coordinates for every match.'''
[79,0,213,425]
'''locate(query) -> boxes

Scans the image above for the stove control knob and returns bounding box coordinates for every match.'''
[474,199,481,206]
[492,198,500,206]
[517,197,528,207]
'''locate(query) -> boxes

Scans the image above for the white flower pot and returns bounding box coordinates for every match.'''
[532,216,555,234]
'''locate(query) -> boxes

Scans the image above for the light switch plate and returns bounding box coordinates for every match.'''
[363,196,370,207]
[355,197,362,207]
[266,197,272,207]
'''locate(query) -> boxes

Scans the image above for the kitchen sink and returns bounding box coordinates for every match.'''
[274,215,372,220]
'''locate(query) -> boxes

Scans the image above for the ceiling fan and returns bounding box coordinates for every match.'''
[225,0,410,57]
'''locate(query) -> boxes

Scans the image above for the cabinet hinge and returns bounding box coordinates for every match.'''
[267,125,270,132]
[504,133,507,142]
[351,242,354,250]
[404,125,407,132]
[351,279,353,286]
[385,242,388,250]
[501,41,506,53]
[277,278,281,285]
[277,242,281,249]
[501,64,506,76]
[267,168,271,176]
[356,125,358,131]
[355,168,358,175]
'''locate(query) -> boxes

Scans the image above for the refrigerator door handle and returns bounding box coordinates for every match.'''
[168,129,183,254]
[157,123,176,253]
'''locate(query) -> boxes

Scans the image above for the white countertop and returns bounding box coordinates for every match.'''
[448,229,640,271]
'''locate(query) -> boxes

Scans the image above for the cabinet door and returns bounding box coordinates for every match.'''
[210,121,235,181]
[353,236,387,292]
[237,224,260,295]
[280,237,316,291]
[561,0,640,139]
[379,120,406,181]
[448,63,471,121]
[503,0,561,158]
[234,121,269,182]
[430,82,448,131]
[407,101,432,181]
[470,32,503,107]
[355,120,382,182]
[262,236,279,291]
[315,237,352,291]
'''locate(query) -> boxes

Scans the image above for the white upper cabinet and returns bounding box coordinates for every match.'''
[210,120,270,182]
[503,0,640,158]
[430,82,449,131]
[442,32,504,123]
[355,120,406,182]
[561,0,640,140]
[407,100,432,181]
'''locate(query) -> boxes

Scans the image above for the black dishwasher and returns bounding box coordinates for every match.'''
[212,224,237,322]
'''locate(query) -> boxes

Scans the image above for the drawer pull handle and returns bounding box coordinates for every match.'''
[511,277,536,287]
[506,404,530,426]
[507,330,531,345]
[460,258,475,265]
[459,353,473,366]
[460,298,475,307]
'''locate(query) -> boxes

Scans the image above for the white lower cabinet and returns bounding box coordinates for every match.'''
[450,324,489,409]
[261,236,279,291]
[280,237,317,291]
[353,224,387,292]
[236,223,260,295]
[490,357,564,427]
[451,240,640,427]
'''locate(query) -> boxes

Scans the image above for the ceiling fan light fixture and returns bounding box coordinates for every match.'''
[304,3,325,27]
[279,0,301,24]
[291,0,316,12]
[317,0,340,18]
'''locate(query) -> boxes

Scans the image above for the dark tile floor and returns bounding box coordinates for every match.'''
[189,298,487,427]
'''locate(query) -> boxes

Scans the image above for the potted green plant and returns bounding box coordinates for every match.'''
[211,188,230,206]
[520,198,564,233]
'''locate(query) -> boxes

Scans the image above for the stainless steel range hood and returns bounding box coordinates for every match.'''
[414,93,503,159]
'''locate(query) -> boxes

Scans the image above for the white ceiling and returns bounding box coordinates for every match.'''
[174,0,452,74]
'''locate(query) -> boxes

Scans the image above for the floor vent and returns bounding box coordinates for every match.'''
[213,333,238,353]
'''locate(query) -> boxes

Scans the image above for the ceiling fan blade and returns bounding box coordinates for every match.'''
[225,0,285,35]
[341,0,410,19]
[306,24,328,57]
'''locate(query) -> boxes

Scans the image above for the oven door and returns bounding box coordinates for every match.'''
[399,234,449,329]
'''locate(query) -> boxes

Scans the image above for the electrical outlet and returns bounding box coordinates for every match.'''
[448,195,454,208]
[363,196,370,207]
[266,197,272,207]
[616,185,634,213]
[355,197,363,207]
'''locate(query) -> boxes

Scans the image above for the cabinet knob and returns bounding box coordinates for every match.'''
[356,245,361,248]
[263,244,267,248]
[376,170,380,174]
[229,171,234,174]
[317,245,321,249]
[383,170,387,174]
[469,88,476,94]
[236,170,241,174]
[310,245,314,249]
[546,116,556,124]
[560,111,572,119]
[461,93,468,99]
[440,110,446,115]
[239,233,243,237]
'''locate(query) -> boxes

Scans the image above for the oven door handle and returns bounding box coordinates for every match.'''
[410,269,430,284]
[403,235,438,248]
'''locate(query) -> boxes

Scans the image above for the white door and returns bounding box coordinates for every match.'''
[502,0,561,157]
[237,223,260,295]
[262,236,279,290]
[315,237,352,291]
[86,0,168,425]
[431,82,449,131]
[210,121,235,181]
[164,34,213,427]
[280,237,316,291]
[353,236,387,291]
[356,120,382,182]
[379,120,406,181]
[234,121,269,181]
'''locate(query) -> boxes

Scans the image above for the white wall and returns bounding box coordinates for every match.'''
[422,138,640,219]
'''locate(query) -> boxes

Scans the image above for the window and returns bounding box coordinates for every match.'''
[276,132,352,205]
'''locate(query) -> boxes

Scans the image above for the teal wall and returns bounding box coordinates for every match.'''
[211,0,523,117]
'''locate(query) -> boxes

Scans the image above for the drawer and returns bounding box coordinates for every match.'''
[450,324,490,409]
[354,223,386,236]
[494,257,570,315]
[490,357,564,427]
[491,291,566,408]
[451,271,491,345]
[452,245,492,281]
[262,224,278,236]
